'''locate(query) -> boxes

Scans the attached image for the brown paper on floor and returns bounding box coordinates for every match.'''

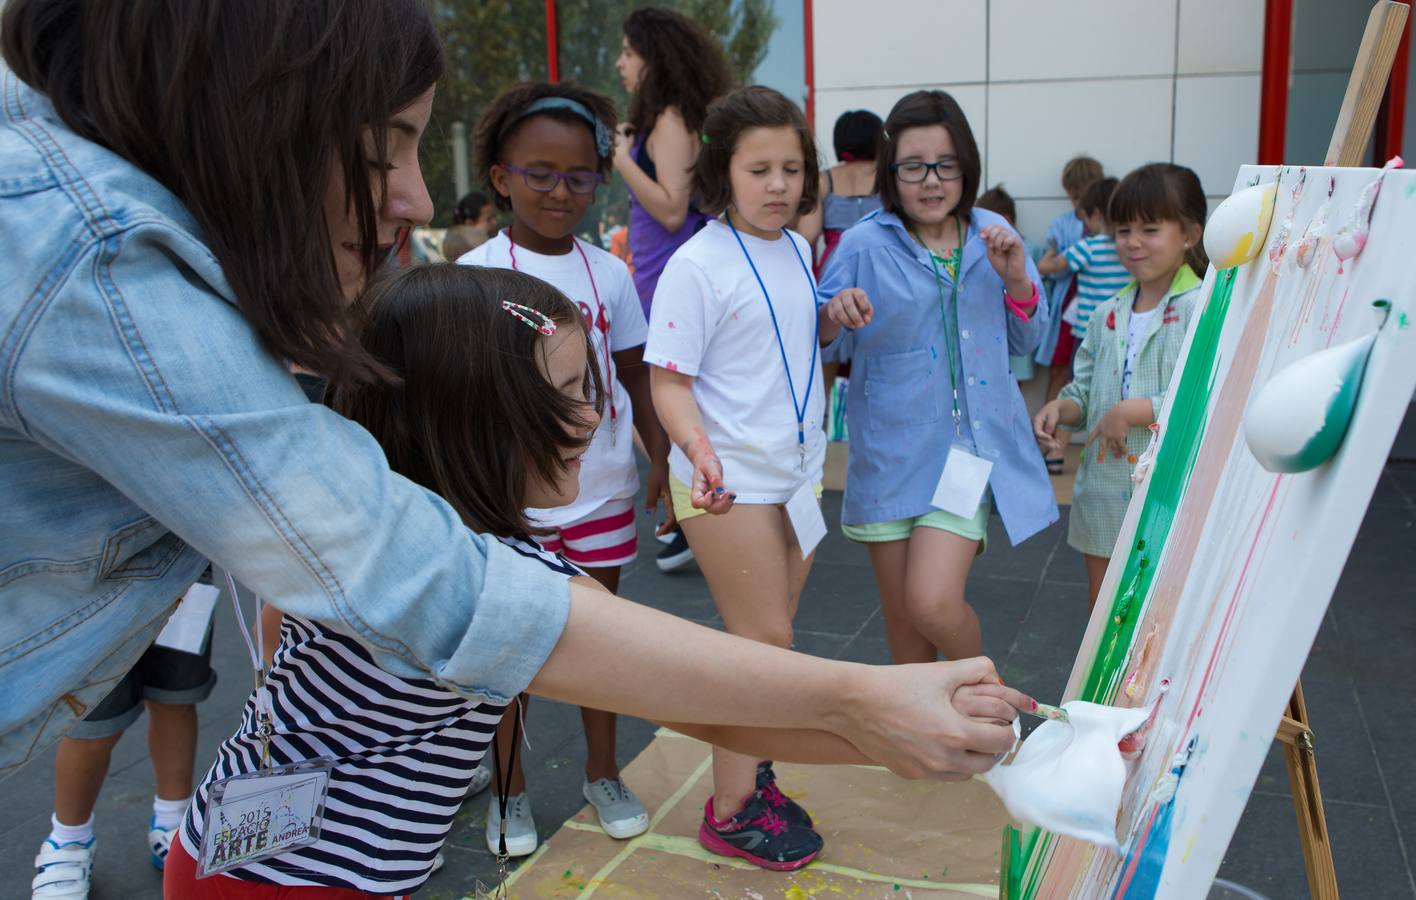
[501,729,1009,899]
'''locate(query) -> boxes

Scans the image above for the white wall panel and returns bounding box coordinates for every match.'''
[1173,75,1262,195]
[987,79,1173,198]
[813,0,987,91]
[1012,198,1075,249]
[1177,0,1263,74]
[989,0,1176,81]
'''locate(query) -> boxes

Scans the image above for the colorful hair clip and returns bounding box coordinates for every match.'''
[501,300,557,336]
[701,134,711,144]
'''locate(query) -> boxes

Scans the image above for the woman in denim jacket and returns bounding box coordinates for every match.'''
[0,0,1030,837]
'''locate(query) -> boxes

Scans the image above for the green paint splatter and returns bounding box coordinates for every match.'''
[1405,181,1416,198]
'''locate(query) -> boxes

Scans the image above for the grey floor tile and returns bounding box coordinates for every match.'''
[1354,681,1416,816]
[1253,679,1385,808]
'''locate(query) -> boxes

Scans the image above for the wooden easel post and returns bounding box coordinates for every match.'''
[1273,4,1409,899]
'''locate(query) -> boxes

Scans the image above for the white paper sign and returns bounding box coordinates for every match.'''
[784,481,826,559]
[931,446,993,518]
[155,582,220,654]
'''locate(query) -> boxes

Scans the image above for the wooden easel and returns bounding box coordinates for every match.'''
[1275,4,1408,898]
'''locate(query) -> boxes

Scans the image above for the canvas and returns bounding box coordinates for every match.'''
[1003,162,1416,899]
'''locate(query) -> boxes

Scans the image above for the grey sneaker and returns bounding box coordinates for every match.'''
[582,778,650,839]
[485,793,538,857]
[466,764,492,797]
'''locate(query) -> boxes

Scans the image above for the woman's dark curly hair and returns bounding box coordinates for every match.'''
[472,81,619,212]
[623,7,733,136]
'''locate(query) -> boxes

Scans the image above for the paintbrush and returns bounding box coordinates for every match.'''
[1021,702,1070,724]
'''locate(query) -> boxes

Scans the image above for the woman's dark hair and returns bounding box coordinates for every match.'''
[623,6,732,136]
[1,0,443,385]
[875,90,982,225]
[975,184,1017,223]
[1080,176,1119,221]
[833,110,883,162]
[694,86,820,218]
[1109,163,1209,275]
[327,265,603,540]
[452,192,492,225]
[472,81,619,212]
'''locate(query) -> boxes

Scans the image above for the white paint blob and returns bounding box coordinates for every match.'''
[1244,332,1376,473]
[1203,182,1277,270]
[981,701,1153,852]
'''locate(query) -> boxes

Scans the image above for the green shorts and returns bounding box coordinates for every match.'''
[841,495,991,553]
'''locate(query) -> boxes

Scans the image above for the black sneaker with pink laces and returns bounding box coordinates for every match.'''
[698,790,823,871]
[756,760,814,828]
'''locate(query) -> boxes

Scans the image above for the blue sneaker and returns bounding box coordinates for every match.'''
[147,817,175,871]
[31,836,95,898]
[756,761,814,828]
[698,791,821,871]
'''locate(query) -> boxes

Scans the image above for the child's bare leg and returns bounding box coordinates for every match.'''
[146,700,198,801]
[1045,363,1071,405]
[866,540,937,664]
[53,733,124,827]
[682,504,804,819]
[1084,554,1110,613]
[902,528,983,661]
[579,565,623,783]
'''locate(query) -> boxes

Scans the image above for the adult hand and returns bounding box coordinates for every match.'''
[835,657,1033,780]
[1088,403,1131,462]
[612,123,635,171]
[689,446,735,515]
[1033,401,1065,456]
[825,287,874,330]
[645,461,677,535]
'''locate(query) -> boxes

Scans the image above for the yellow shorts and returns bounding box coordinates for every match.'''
[840,495,991,554]
[669,475,823,523]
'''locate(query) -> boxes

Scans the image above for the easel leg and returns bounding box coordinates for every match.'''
[1278,682,1340,899]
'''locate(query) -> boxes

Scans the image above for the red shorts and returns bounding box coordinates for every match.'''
[165,836,407,900]
[1050,321,1079,368]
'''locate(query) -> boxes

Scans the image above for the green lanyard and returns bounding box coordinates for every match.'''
[916,216,966,436]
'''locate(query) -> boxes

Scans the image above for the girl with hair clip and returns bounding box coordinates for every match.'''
[647,85,841,871]
[614,5,734,574]
[458,80,671,857]
[816,90,1058,670]
[2,2,1035,892]
[1034,163,1207,609]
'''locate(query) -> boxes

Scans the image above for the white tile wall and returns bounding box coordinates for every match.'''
[814,85,986,168]
[812,0,987,91]
[1173,75,1262,194]
[1013,198,1075,249]
[989,0,1177,81]
[1177,0,1263,74]
[987,79,1174,197]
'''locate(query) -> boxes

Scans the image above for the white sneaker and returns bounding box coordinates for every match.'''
[485,792,538,857]
[32,837,95,899]
[583,778,649,839]
[147,816,176,870]
[467,764,492,796]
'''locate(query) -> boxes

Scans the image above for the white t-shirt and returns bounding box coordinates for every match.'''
[1121,306,1157,399]
[459,232,647,527]
[645,221,826,503]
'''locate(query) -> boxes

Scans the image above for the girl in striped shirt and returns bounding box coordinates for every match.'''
[168,265,607,896]
[1038,176,1130,338]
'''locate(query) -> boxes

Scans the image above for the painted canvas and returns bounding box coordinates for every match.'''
[1001,163,1416,899]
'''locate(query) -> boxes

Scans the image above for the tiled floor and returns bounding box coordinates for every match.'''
[4,465,1413,899]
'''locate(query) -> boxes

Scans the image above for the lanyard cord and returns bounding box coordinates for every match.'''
[724,212,820,465]
[223,571,274,767]
[491,695,523,862]
[916,216,966,436]
[506,230,617,427]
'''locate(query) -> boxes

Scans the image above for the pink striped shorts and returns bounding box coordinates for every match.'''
[538,496,639,569]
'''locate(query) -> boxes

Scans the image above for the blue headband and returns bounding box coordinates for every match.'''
[500,97,612,158]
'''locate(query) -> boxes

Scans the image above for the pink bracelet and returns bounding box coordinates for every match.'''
[1004,284,1040,321]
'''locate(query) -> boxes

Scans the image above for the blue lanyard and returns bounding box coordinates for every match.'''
[725,213,820,471]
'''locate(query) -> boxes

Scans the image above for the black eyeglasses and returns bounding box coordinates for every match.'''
[499,164,604,195]
[890,159,964,183]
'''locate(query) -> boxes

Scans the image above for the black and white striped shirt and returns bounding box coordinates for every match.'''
[181,538,579,893]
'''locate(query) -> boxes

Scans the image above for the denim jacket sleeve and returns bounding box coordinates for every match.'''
[12,224,570,704]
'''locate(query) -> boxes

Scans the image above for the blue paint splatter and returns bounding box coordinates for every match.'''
[930,345,937,359]
[1116,737,1196,899]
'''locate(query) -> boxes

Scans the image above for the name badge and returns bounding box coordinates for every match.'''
[931,445,992,519]
[197,759,333,878]
[785,481,826,559]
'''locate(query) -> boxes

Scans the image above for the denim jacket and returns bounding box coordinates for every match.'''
[0,72,570,778]
[817,208,1059,545]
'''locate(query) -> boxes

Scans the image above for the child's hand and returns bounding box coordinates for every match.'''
[1087,404,1132,462]
[825,288,874,330]
[645,461,677,536]
[1033,401,1065,455]
[980,224,1029,286]
[689,449,735,515]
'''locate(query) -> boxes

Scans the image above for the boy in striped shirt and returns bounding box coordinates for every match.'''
[1039,176,1129,338]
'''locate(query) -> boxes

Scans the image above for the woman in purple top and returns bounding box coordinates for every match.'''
[612,7,730,317]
